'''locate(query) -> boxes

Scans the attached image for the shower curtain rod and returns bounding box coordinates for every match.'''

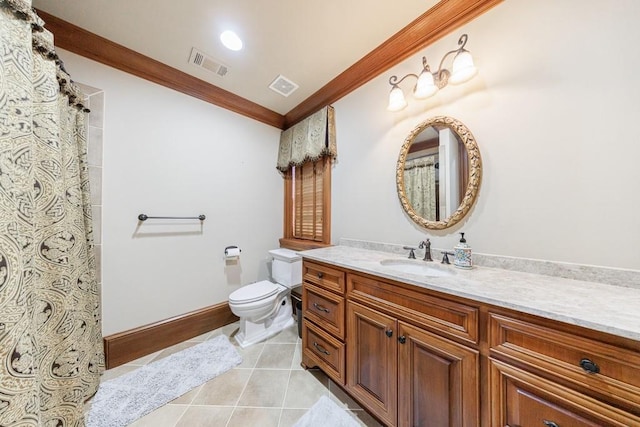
[138,214,206,221]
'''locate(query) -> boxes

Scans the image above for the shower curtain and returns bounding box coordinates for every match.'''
[0,1,104,426]
[404,156,437,221]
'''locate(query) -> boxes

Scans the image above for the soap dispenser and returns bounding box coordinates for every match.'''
[454,232,472,269]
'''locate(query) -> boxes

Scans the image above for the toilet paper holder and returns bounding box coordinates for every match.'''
[224,246,241,256]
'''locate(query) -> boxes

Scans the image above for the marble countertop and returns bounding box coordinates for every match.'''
[299,245,640,342]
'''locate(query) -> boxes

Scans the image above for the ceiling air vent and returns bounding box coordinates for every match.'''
[269,74,299,97]
[188,48,228,77]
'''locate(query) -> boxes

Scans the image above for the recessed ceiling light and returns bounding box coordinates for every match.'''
[220,30,243,51]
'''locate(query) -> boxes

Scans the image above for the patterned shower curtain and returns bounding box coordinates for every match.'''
[0,1,104,426]
[404,156,437,221]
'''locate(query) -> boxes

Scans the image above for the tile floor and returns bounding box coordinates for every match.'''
[92,321,383,427]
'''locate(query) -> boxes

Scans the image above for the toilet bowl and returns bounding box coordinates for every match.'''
[228,248,302,348]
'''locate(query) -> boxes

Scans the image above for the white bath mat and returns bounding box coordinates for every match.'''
[87,335,242,427]
[293,395,361,427]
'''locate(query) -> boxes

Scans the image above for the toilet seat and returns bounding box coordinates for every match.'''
[229,280,281,304]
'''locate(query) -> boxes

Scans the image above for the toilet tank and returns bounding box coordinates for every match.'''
[269,248,302,288]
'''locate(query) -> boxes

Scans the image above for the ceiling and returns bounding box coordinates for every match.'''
[32,0,439,116]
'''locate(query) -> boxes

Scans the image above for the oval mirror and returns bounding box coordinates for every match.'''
[396,116,481,230]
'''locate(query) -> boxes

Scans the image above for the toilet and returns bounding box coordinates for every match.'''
[228,248,302,348]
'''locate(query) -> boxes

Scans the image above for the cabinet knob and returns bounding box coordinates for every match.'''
[317,272,324,279]
[398,335,407,344]
[313,302,330,313]
[542,421,559,427]
[579,358,600,374]
[385,329,393,338]
[313,342,330,355]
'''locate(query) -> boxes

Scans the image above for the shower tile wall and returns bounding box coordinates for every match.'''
[84,87,104,292]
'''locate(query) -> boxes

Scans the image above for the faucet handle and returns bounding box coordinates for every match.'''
[441,251,454,264]
[403,246,417,259]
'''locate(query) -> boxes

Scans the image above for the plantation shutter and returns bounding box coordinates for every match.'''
[293,160,324,240]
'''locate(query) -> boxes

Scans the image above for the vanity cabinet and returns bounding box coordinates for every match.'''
[301,260,347,384]
[346,273,480,427]
[300,256,640,427]
[489,311,640,426]
[490,358,635,426]
[347,301,480,427]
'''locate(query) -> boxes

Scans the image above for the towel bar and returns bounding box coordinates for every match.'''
[138,214,206,221]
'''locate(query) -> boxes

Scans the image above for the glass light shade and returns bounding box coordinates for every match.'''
[449,50,477,84]
[220,30,243,51]
[413,71,438,99]
[387,86,407,111]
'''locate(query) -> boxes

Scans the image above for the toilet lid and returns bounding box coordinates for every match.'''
[229,280,282,304]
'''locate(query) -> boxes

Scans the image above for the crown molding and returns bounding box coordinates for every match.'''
[35,9,286,129]
[36,0,502,130]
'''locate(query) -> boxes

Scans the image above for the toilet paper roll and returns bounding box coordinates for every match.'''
[224,247,241,259]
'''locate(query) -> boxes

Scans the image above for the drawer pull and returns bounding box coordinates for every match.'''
[313,342,330,355]
[542,421,559,427]
[579,358,600,374]
[385,329,393,338]
[312,303,330,313]
[398,335,407,344]
[317,272,324,279]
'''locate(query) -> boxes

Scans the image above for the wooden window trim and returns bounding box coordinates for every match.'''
[280,157,332,251]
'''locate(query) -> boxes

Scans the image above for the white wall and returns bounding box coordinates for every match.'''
[58,0,640,335]
[332,0,640,271]
[58,50,283,335]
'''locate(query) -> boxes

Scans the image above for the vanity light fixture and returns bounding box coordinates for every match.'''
[387,34,477,112]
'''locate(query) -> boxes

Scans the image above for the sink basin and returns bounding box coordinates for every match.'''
[379,259,455,277]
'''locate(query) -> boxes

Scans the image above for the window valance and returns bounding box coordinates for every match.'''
[277,105,336,172]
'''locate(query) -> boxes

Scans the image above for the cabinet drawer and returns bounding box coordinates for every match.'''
[347,273,478,344]
[303,283,345,339]
[489,313,640,412]
[303,261,346,294]
[302,320,345,385]
[490,358,640,426]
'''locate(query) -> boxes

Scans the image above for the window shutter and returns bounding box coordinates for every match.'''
[293,160,323,241]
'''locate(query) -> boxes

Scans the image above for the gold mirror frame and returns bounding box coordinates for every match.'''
[396,116,482,230]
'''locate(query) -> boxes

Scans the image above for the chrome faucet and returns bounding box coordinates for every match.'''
[418,239,433,261]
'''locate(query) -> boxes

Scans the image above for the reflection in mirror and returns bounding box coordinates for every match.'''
[397,116,481,230]
[404,125,469,221]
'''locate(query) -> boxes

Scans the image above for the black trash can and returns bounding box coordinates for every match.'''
[296,300,303,338]
[291,285,303,338]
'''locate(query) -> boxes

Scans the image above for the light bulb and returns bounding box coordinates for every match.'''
[387,86,407,111]
[449,50,477,84]
[413,71,438,99]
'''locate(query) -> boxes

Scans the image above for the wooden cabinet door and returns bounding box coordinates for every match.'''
[347,301,398,426]
[398,322,480,427]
